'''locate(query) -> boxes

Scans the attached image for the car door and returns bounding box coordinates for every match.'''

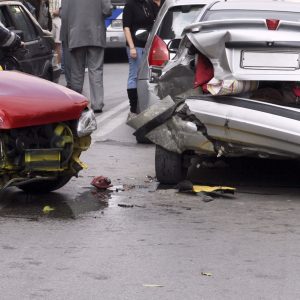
[1,3,51,77]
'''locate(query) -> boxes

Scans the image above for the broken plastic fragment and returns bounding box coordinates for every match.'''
[201,272,213,277]
[207,78,258,96]
[193,185,235,194]
[143,284,164,288]
[91,176,113,190]
[43,206,55,214]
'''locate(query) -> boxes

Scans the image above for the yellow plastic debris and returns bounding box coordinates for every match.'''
[193,185,235,193]
[43,206,55,214]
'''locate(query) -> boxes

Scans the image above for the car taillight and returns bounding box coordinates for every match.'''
[148,35,169,67]
[266,19,280,30]
[194,53,214,89]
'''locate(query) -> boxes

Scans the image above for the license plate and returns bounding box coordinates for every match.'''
[241,51,300,70]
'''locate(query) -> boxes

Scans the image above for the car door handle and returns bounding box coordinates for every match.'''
[39,44,45,49]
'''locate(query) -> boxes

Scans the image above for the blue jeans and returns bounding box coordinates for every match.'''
[126,47,144,89]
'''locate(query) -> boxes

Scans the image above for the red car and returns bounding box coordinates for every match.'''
[0,70,96,192]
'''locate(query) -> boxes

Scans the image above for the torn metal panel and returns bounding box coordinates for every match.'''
[157,44,195,99]
[146,116,213,154]
[127,96,175,130]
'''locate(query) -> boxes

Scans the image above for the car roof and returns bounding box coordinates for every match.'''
[164,0,211,7]
[210,0,300,13]
[0,1,24,4]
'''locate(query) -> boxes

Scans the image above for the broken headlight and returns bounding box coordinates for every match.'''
[77,109,97,137]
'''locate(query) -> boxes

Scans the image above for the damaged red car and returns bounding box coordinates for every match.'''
[0,71,96,192]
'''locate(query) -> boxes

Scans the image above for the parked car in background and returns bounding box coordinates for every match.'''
[105,0,126,48]
[0,0,60,82]
[0,70,96,192]
[129,0,300,184]
[136,0,210,114]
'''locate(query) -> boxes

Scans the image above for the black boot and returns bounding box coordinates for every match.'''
[127,88,138,113]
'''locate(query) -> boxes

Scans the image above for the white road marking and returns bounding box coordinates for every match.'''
[94,108,128,139]
[95,100,129,126]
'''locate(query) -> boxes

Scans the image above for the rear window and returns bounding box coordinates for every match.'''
[203,10,300,22]
[157,5,204,40]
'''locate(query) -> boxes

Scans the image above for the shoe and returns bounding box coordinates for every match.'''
[93,109,103,114]
[127,111,137,122]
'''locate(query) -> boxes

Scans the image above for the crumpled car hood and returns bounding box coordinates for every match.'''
[0,71,88,129]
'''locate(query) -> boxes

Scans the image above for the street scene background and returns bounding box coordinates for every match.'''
[0,49,300,299]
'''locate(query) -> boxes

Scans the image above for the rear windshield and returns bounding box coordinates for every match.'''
[157,5,204,40]
[203,10,300,22]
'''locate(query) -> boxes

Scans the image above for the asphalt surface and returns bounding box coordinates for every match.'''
[1,56,300,299]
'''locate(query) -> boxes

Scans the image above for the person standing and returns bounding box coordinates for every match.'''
[60,0,113,113]
[123,0,156,117]
[51,8,61,67]
[151,0,165,18]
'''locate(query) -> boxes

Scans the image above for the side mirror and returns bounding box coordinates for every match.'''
[135,29,149,43]
[167,38,181,54]
[13,30,24,42]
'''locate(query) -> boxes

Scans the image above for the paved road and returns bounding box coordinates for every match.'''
[1,61,300,299]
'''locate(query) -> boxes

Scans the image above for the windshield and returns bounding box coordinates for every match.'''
[157,5,204,40]
[203,10,300,22]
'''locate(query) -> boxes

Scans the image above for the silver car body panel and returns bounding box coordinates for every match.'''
[186,20,300,81]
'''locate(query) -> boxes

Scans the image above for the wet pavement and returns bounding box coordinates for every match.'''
[1,63,300,299]
[1,139,300,299]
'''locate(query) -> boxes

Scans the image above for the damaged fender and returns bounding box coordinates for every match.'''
[127,96,214,154]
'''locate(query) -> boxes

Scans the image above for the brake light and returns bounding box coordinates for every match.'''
[148,35,169,67]
[194,53,214,89]
[266,19,280,30]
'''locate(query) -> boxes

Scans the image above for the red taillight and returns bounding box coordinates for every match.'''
[148,35,169,67]
[266,19,280,30]
[194,53,214,89]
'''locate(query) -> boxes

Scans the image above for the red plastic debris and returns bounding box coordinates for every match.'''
[91,176,113,190]
[293,85,300,97]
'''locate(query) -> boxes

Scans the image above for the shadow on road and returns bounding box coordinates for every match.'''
[0,188,110,220]
[188,157,300,189]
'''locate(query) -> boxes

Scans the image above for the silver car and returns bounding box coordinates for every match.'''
[129,0,300,184]
[136,0,210,113]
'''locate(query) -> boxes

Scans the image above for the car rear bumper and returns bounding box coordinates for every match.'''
[106,31,126,48]
[128,95,300,159]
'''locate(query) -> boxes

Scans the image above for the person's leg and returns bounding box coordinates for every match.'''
[70,46,86,93]
[62,42,71,88]
[87,46,104,112]
[55,42,61,64]
[126,47,143,113]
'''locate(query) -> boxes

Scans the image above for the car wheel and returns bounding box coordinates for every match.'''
[18,175,73,193]
[155,145,187,185]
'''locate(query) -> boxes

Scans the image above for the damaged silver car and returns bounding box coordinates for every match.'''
[128,0,300,184]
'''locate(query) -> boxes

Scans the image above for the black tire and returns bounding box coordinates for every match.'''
[155,145,187,185]
[18,175,73,193]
